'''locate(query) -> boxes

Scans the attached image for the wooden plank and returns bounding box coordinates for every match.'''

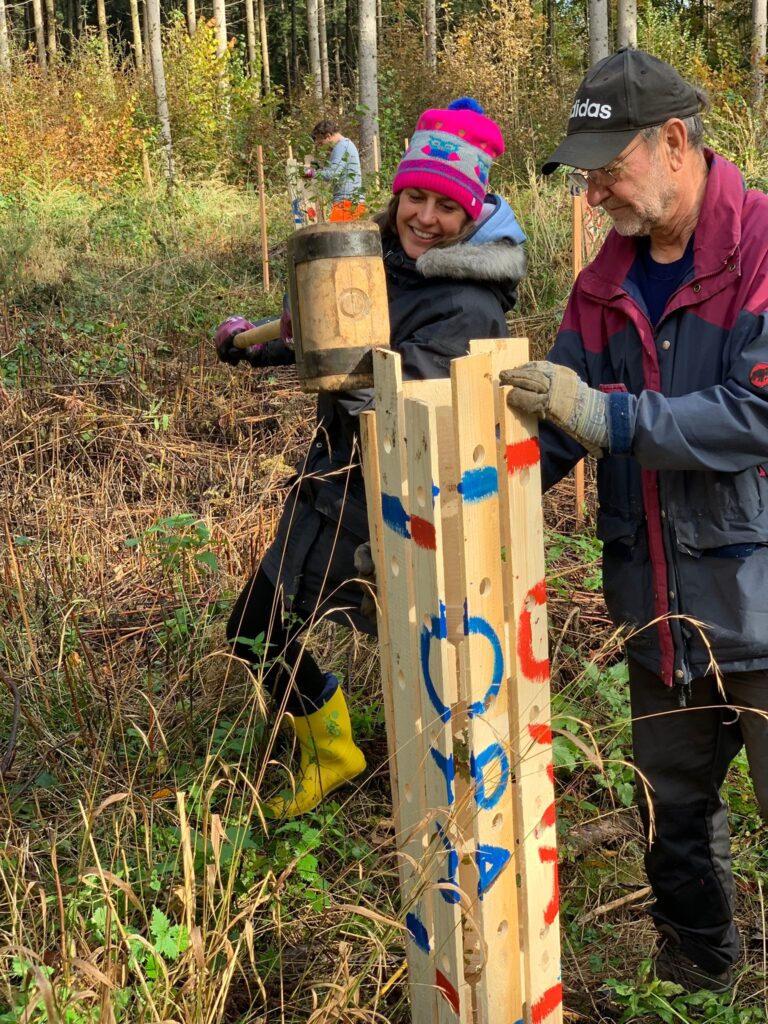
[497,378,563,1024]
[469,338,532,380]
[405,396,470,1024]
[451,353,523,1023]
[371,348,437,1023]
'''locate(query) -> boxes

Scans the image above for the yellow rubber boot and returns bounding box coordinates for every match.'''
[266,680,367,818]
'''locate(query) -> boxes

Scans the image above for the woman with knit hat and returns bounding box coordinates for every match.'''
[214,99,526,818]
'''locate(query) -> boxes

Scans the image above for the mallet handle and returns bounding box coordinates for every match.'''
[232,316,282,348]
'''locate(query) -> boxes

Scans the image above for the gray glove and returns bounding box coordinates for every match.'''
[500,361,608,457]
[354,542,377,622]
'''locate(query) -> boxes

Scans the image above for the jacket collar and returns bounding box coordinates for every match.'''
[581,149,745,300]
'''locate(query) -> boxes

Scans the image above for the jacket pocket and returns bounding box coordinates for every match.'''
[670,466,768,552]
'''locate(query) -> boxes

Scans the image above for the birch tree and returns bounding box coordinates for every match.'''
[244,0,257,76]
[96,0,110,70]
[31,0,47,72]
[318,0,330,97]
[130,0,144,68]
[258,0,271,92]
[753,0,767,108]
[44,0,57,60]
[424,0,436,69]
[307,0,322,99]
[146,0,175,188]
[186,0,196,34]
[617,0,637,49]
[588,0,609,66]
[358,0,378,172]
[0,0,9,75]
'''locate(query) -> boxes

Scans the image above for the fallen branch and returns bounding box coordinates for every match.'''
[578,885,653,925]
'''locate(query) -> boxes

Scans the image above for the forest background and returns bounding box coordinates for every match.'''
[0,0,767,1020]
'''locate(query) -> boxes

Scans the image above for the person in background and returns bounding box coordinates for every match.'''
[502,48,768,994]
[215,98,526,819]
[306,119,366,222]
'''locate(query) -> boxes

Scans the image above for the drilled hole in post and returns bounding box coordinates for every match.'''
[492,813,503,830]
[479,577,491,597]
[498,920,508,936]
[531,705,540,719]
[398,669,406,691]
[391,556,399,577]
[441,955,451,973]
[404,783,413,803]
[423,613,432,629]
[383,434,393,454]
[416,484,426,508]
[473,444,485,465]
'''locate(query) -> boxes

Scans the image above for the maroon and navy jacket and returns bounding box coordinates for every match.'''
[541,150,768,692]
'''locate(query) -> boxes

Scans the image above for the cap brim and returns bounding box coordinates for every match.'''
[541,128,641,175]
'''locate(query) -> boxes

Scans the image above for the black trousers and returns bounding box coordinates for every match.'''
[629,658,768,973]
[226,567,328,714]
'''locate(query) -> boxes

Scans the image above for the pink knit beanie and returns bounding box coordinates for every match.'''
[392,97,505,221]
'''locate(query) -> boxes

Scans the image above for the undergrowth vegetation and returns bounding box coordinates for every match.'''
[1,6,767,1021]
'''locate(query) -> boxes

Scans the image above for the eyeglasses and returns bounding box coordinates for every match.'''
[568,136,645,191]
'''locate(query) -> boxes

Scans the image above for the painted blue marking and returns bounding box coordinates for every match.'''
[476,843,511,899]
[436,822,461,904]
[381,493,410,538]
[405,911,431,953]
[457,465,498,503]
[432,482,440,507]
[429,747,455,805]
[470,742,510,810]
[463,601,505,717]
[420,602,451,722]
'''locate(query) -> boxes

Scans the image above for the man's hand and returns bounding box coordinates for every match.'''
[500,361,608,456]
[214,316,263,366]
[354,542,377,622]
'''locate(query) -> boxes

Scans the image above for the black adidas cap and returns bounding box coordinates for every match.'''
[542,48,701,175]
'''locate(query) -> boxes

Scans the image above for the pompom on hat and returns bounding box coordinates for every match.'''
[392,98,504,221]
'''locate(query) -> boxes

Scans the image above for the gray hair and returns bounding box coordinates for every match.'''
[641,87,710,151]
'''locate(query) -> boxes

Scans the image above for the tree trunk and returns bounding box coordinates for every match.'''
[318,0,330,97]
[358,0,377,172]
[213,0,227,57]
[44,0,56,59]
[130,0,144,68]
[588,0,609,66]
[753,0,767,108]
[31,0,47,72]
[96,0,110,69]
[291,0,299,87]
[146,0,175,188]
[73,0,82,39]
[617,0,636,48]
[142,0,150,67]
[0,0,10,74]
[307,0,322,99]
[244,0,257,75]
[424,0,436,68]
[186,0,196,35]
[257,0,270,92]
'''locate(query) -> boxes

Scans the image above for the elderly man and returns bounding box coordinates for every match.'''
[503,49,768,992]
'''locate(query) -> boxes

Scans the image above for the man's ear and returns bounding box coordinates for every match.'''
[662,119,688,171]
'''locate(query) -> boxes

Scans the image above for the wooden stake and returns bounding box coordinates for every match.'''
[257,144,270,291]
[571,189,585,524]
[287,143,293,160]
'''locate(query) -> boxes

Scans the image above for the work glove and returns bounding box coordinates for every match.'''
[303,166,317,179]
[280,295,294,350]
[500,361,608,457]
[214,316,263,366]
[354,542,377,623]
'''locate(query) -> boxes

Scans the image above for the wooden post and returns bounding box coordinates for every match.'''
[362,343,562,1024]
[571,188,585,524]
[257,144,270,291]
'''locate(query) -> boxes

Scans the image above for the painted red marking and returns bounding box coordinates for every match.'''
[539,845,559,926]
[506,437,540,473]
[528,723,552,745]
[411,515,437,550]
[540,801,556,828]
[546,762,555,784]
[435,968,460,1015]
[518,579,549,682]
[531,982,563,1023]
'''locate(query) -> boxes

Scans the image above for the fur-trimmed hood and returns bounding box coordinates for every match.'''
[415,194,527,285]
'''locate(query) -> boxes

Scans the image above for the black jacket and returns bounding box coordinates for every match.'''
[261,212,526,631]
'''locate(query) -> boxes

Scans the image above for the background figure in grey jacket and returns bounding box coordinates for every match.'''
[307,119,366,221]
[504,49,768,996]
